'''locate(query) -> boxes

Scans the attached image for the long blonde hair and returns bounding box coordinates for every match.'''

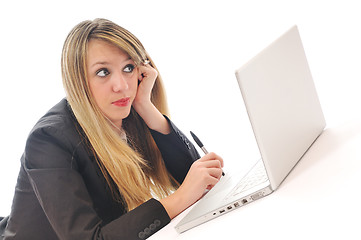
[61,18,178,211]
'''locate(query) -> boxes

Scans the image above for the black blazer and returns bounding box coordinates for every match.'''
[1,99,199,240]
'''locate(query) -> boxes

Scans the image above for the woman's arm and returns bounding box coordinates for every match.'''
[133,62,224,219]
[133,100,171,134]
[149,118,224,219]
[149,116,199,183]
[23,124,170,240]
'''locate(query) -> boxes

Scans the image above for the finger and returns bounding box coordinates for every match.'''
[207,167,223,179]
[137,66,146,81]
[192,159,221,173]
[194,161,223,183]
[137,64,157,81]
[198,159,222,170]
[205,172,221,188]
[197,153,224,168]
[191,160,223,179]
[211,152,224,168]
[198,152,222,162]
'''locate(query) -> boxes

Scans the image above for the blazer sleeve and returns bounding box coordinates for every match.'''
[149,116,200,184]
[24,126,170,240]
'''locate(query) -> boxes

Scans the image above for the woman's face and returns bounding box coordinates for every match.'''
[87,39,139,129]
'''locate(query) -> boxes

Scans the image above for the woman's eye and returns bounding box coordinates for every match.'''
[96,69,110,77]
[123,64,135,73]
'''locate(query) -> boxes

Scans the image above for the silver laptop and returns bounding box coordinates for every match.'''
[175,25,326,233]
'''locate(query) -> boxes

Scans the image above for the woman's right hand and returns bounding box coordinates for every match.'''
[160,152,224,219]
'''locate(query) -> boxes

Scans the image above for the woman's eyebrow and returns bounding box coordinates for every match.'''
[90,57,132,68]
[90,61,108,68]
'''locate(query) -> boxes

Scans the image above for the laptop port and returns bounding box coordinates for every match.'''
[227,206,233,210]
[251,192,264,200]
[219,209,225,214]
[242,199,248,204]
[234,202,240,208]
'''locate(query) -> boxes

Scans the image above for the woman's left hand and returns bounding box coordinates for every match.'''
[133,61,158,108]
[131,61,170,134]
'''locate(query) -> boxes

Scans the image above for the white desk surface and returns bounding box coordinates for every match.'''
[150,121,361,240]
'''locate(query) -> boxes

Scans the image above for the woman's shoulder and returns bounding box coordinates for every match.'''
[24,98,88,169]
[32,98,73,126]
[27,98,83,148]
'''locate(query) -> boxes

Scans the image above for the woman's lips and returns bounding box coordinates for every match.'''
[112,97,130,107]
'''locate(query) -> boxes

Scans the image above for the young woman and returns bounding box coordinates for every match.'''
[0,18,223,239]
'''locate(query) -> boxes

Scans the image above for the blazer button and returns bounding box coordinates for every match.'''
[138,231,146,239]
[149,223,156,230]
[185,139,191,149]
[144,227,151,235]
[154,219,161,226]
[177,131,184,139]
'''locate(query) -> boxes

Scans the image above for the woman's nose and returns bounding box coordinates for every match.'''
[112,73,129,92]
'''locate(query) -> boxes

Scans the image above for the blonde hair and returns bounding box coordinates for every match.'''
[61,18,177,211]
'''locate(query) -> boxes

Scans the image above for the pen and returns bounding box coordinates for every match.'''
[190,131,225,176]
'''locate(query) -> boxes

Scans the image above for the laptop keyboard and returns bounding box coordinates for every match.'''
[226,160,268,199]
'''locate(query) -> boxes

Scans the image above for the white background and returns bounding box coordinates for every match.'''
[0,0,360,217]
